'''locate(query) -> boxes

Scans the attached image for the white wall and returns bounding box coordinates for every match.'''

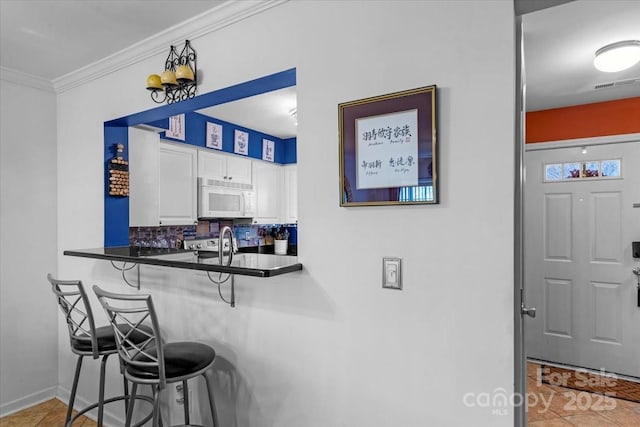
[0,78,59,413]
[56,1,515,425]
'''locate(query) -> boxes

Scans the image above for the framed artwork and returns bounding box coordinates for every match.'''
[339,86,437,206]
[206,122,223,150]
[234,129,249,155]
[262,139,275,162]
[166,114,185,140]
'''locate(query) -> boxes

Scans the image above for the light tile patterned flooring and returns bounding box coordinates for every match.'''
[527,362,640,426]
[0,398,97,427]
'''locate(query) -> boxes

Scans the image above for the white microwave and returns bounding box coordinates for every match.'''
[198,178,256,218]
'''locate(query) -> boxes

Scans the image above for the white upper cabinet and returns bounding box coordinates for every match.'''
[129,127,160,227]
[198,149,252,185]
[226,155,252,185]
[131,131,295,226]
[129,132,197,226]
[252,160,282,224]
[283,164,298,224]
[158,142,198,225]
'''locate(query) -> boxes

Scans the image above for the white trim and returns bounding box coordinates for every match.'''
[0,386,57,417]
[55,384,125,427]
[0,66,55,93]
[53,0,288,93]
[525,133,640,151]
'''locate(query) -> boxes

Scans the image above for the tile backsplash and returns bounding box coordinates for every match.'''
[129,220,297,249]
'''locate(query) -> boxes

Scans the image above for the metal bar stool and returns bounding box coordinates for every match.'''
[93,285,219,427]
[48,274,152,426]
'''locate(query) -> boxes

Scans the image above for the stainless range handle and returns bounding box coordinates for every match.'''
[219,225,234,267]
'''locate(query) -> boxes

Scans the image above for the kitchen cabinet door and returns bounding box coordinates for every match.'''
[198,149,252,185]
[226,155,252,185]
[253,161,282,224]
[129,127,160,227]
[159,142,197,226]
[283,164,298,223]
[197,150,226,180]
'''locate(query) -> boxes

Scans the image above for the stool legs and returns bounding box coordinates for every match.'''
[124,377,214,427]
[204,369,219,427]
[120,358,130,418]
[182,380,190,425]
[124,383,137,427]
[97,354,111,426]
[151,385,161,427]
[66,355,84,426]
[64,353,139,427]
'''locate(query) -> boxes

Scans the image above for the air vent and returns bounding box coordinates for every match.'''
[594,77,640,90]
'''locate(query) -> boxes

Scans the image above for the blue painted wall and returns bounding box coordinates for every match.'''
[282,137,297,165]
[161,112,296,164]
[104,125,130,247]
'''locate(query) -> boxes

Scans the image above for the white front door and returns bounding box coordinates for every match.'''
[524,141,640,378]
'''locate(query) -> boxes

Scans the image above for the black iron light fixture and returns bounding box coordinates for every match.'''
[146,40,197,104]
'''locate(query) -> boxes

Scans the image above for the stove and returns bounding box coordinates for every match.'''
[183,237,236,253]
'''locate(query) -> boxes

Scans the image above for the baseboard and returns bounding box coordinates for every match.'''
[2,385,149,426]
[0,386,57,417]
[56,385,125,427]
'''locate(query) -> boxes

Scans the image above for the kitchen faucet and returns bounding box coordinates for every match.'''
[219,226,235,266]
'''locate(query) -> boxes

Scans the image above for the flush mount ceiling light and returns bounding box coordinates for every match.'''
[594,40,640,72]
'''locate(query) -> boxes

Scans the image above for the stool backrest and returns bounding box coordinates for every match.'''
[47,273,99,359]
[92,285,166,387]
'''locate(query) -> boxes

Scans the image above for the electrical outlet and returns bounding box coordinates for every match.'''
[175,384,193,411]
[175,384,184,404]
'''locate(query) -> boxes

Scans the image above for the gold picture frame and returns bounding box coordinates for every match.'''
[339,85,437,206]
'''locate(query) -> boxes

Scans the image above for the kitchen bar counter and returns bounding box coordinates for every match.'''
[64,246,302,278]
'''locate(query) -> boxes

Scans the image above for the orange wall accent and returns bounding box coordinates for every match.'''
[526,97,640,143]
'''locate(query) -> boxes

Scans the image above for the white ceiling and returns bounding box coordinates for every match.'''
[197,86,298,139]
[0,0,227,80]
[523,0,640,111]
[1,0,638,136]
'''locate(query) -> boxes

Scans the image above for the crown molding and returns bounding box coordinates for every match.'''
[0,66,55,93]
[525,132,640,151]
[52,0,288,93]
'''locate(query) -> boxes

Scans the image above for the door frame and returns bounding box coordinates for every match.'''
[513,3,640,425]
[513,2,581,425]
[514,12,527,427]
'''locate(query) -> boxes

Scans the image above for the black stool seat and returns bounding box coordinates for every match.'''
[72,324,153,353]
[127,342,215,380]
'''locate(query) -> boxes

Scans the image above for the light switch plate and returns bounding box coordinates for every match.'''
[383,257,402,290]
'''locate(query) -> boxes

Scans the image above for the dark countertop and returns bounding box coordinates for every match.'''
[239,244,297,256]
[63,246,302,278]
